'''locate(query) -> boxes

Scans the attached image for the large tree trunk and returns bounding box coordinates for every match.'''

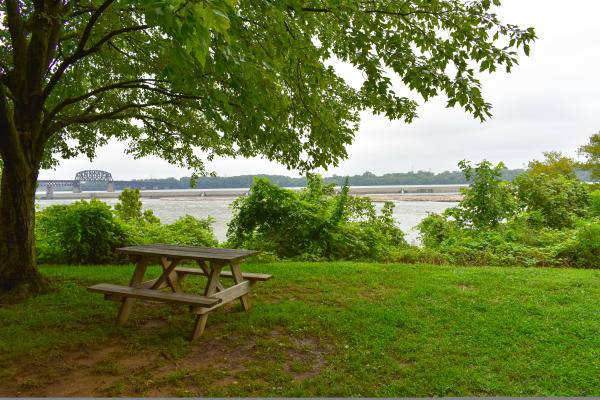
[0,157,48,300]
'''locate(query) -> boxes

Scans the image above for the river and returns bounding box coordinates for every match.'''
[35,196,457,245]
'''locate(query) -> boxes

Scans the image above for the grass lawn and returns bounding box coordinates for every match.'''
[1,261,600,397]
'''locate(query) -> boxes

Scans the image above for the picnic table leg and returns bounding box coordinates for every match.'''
[230,262,251,311]
[197,260,225,292]
[192,261,224,340]
[151,257,181,292]
[157,257,184,292]
[117,256,149,325]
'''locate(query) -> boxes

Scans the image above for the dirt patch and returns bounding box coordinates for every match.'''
[141,319,169,330]
[455,283,473,291]
[363,284,396,300]
[0,327,333,397]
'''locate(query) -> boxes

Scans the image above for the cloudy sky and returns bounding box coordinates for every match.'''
[39,0,600,180]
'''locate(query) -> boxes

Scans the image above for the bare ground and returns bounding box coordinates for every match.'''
[0,321,332,397]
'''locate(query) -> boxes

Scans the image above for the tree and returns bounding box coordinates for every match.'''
[446,159,516,228]
[114,187,160,223]
[527,150,577,179]
[578,132,600,181]
[0,0,535,297]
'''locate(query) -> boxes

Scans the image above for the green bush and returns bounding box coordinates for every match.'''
[36,199,129,264]
[413,160,597,269]
[226,174,407,261]
[415,207,577,268]
[114,187,160,224]
[124,215,218,248]
[446,159,517,228]
[557,218,600,268]
[512,174,589,229]
[589,190,600,217]
[417,213,460,248]
[112,188,216,247]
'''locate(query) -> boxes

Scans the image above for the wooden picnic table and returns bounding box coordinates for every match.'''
[87,243,272,339]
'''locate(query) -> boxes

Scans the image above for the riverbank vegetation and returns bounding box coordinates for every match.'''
[62,166,594,192]
[1,262,600,397]
[35,189,218,265]
[35,151,600,269]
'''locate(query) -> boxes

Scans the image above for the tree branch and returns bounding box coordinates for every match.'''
[4,0,27,76]
[48,100,180,135]
[0,83,20,160]
[44,78,168,124]
[42,78,200,135]
[75,0,116,55]
[43,23,150,100]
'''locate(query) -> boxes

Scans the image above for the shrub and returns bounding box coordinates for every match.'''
[126,215,218,247]
[417,213,459,248]
[512,174,589,229]
[164,215,218,247]
[557,218,600,268]
[589,190,600,217]
[227,174,407,260]
[446,159,517,228]
[114,188,160,224]
[36,199,129,264]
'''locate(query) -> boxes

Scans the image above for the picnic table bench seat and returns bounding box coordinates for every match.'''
[175,267,273,281]
[88,283,221,307]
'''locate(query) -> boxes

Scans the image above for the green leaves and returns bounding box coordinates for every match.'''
[2,0,536,174]
[35,199,128,265]
[513,174,590,229]
[226,174,407,260]
[447,159,517,229]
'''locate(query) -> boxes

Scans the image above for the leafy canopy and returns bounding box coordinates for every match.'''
[527,151,577,179]
[0,0,535,173]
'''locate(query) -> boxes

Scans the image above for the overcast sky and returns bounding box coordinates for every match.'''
[39,0,600,180]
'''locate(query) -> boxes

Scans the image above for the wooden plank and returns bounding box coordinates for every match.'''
[192,261,224,340]
[159,257,184,293]
[203,261,224,297]
[151,258,180,290]
[117,256,149,325]
[118,243,258,257]
[140,278,163,289]
[231,262,250,311]
[116,244,259,263]
[193,280,256,314]
[213,279,254,305]
[175,267,273,281]
[88,284,221,307]
[196,260,225,292]
[139,243,256,256]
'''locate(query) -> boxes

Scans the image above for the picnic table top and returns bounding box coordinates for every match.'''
[116,243,260,263]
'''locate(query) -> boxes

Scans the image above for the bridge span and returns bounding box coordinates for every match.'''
[37,170,178,199]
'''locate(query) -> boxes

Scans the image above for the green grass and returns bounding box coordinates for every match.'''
[2,261,600,396]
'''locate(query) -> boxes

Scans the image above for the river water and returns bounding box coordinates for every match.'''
[36,197,457,245]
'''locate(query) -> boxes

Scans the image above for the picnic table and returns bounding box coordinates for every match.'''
[87,243,272,339]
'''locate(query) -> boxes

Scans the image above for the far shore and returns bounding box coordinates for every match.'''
[37,184,466,202]
[158,193,463,202]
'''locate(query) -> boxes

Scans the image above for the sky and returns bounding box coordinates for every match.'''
[39,0,600,180]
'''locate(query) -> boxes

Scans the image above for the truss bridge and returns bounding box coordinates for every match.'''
[38,170,178,199]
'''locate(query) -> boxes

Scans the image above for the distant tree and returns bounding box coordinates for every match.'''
[114,187,159,224]
[527,151,577,179]
[578,132,600,181]
[0,0,535,297]
[447,159,516,228]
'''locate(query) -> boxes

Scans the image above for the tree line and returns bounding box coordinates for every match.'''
[68,168,590,191]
